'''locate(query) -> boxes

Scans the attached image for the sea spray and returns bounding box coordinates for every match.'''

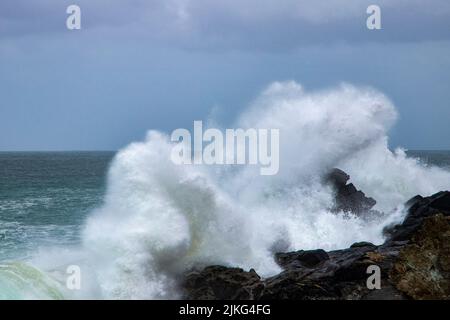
[78,81,450,299]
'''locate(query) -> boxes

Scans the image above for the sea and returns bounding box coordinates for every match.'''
[0,152,114,261]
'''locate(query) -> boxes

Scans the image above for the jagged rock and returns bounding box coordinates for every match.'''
[350,241,376,248]
[325,168,377,216]
[385,191,450,242]
[182,266,263,300]
[261,242,407,300]
[182,191,450,300]
[275,249,329,269]
[326,168,350,188]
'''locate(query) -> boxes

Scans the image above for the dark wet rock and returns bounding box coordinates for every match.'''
[350,241,376,248]
[182,191,450,300]
[275,249,329,269]
[182,266,263,300]
[325,168,377,216]
[326,168,350,188]
[429,191,450,212]
[404,195,424,208]
[253,243,408,300]
[183,243,408,300]
[385,191,450,242]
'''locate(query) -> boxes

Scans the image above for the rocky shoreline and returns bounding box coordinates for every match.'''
[182,170,450,300]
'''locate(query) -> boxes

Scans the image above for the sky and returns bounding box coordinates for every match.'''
[1,0,450,151]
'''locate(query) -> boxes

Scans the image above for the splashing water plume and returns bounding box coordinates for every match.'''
[3,82,449,299]
[79,82,450,299]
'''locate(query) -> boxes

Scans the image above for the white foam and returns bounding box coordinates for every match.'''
[41,82,450,299]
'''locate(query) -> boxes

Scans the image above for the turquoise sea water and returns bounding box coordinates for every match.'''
[0,152,114,261]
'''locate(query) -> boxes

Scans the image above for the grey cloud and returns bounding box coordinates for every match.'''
[1,0,450,50]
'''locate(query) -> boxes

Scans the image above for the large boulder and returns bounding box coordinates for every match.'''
[275,249,329,269]
[182,266,263,300]
[325,168,377,217]
[385,191,450,242]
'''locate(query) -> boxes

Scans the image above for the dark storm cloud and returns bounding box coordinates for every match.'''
[1,0,450,50]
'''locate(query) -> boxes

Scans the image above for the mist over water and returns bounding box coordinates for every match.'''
[1,82,450,299]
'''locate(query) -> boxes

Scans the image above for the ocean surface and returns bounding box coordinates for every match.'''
[0,150,448,263]
[0,152,115,261]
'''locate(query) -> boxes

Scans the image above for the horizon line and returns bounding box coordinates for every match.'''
[0,150,117,153]
[1,149,450,153]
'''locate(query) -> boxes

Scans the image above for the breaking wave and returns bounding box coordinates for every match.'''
[79,82,450,298]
